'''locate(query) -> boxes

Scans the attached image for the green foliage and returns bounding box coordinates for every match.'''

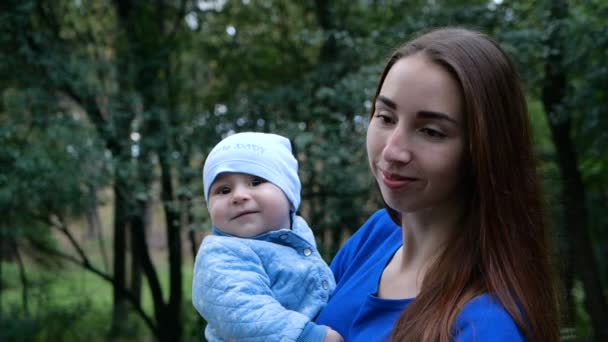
[0,86,110,229]
[0,314,37,342]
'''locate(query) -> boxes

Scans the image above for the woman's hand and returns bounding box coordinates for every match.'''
[324,327,344,342]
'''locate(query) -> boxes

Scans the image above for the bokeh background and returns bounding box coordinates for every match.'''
[1,0,606,341]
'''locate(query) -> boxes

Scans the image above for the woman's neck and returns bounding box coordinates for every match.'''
[378,202,463,299]
[400,202,463,271]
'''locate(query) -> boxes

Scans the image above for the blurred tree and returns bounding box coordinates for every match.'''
[0,0,199,340]
[0,87,111,323]
[493,0,608,339]
[541,1,608,340]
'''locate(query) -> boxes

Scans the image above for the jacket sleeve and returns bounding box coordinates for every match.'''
[192,236,327,342]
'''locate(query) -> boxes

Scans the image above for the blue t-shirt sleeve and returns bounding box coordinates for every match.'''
[329,209,397,282]
[454,295,525,342]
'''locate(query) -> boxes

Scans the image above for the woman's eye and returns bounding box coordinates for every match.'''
[420,127,446,139]
[374,112,394,124]
[251,177,266,186]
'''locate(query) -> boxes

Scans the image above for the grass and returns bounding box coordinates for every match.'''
[1,186,208,341]
[1,253,200,341]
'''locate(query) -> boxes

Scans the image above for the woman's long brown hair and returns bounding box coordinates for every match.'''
[369,28,559,342]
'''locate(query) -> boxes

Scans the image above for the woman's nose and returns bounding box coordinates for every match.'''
[382,128,412,164]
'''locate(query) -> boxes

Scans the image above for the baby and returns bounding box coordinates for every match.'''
[192,132,342,341]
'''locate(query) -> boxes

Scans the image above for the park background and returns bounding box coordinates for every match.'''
[1,0,606,341]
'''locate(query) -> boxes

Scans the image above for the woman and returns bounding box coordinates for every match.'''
[315,28,559,341]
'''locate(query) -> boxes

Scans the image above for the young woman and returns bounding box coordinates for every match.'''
[315,27,559,341]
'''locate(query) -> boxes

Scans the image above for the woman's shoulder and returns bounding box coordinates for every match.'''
[340,209,400,254]
[353,209,400,240]
[330,209,401,276]
[454,294,525,341]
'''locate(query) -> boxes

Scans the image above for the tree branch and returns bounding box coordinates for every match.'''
[131,211,166,324]
[26,237,159,337]
[166,0,188,41]
[53,214,95,268]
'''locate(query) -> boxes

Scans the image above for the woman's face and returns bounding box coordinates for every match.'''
[367,54,467,215]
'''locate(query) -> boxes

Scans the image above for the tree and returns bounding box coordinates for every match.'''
[1,0,196,339]
[542,1,608,340]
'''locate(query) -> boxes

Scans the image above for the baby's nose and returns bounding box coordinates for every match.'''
[231,188,251,204]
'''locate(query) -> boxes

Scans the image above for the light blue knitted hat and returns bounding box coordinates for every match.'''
[203,132,301,211]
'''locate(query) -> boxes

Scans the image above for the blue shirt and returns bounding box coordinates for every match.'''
[315,209,525,341]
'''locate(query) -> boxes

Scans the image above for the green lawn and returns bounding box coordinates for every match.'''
[1,260,200,341]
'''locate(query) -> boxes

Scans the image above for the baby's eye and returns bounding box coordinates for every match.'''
[251,177,267,186]
[214,186,231,195]
[419,127,446,139]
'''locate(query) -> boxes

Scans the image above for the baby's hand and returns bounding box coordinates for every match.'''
[324,327,344,342]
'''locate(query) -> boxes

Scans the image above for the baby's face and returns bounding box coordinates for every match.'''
[208,172,291,237]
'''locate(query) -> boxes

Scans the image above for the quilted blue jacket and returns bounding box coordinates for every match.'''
[192,215,336,342]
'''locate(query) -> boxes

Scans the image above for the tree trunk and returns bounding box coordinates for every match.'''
[314,0,337,63]
[129,214,143,307]
[111,1,186,339]
[561,243,576,325]
[184,185,199,263]
[0,239,2,320]
[160,156,183,341]
[178,146,199,263]
[111,179,129,336]
[542,1,608,340]
[87,185,110,273]
[0,228,3,318]
[131,206,164,337]
[85,186,102,240]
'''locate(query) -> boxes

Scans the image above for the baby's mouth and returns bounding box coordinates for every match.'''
[232,211,258,220]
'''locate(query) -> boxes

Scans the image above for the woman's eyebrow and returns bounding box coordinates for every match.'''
[375,95,397,110]
[417,110,459,126]
[376,95,460,126]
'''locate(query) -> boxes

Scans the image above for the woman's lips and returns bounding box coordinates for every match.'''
[380,170,416,190]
